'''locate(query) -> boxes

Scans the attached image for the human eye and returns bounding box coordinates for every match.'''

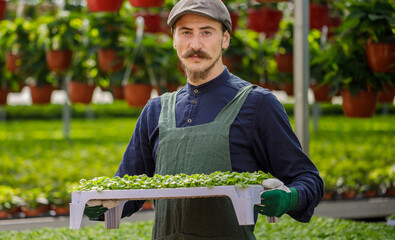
[181,30,191,36]
[202,31,212,37]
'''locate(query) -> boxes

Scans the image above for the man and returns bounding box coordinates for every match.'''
[85,0,323,239]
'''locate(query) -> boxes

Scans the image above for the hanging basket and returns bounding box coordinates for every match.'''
[98,48,124,73]
[46,50,72,73]
[0,0,6,20]
[68,81,96,104]
[129,0,164,8]
[0,88,9,105]
[135,12,165,33]
[309,4,329,30]
[275,53,293,74]
[341,90,378,118]
[247,8,282,37]
[29,85,55,105]
[6,52,21,73]
[378,83,395,103]
[311,83,331,103]
[87,0,124,12]
[366,42,395,73]
[124,84,153,108]
[230,11,239,33]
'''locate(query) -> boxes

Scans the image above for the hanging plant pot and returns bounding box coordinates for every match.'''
[281,83,294,96]
[311,83,331,103]
[309,4,329,30]
[0,0,6,20]
[0,88,9,105]
[135,12,165,33]
[111,85,124,100]
[29,85,55,105]
[229,11,239,33]
[51,205,69,215]
[341,90,378,118]
[98,48,124,73]
[87,0,124,12]
[366,42,395,73]
[247,8,282,37]
[327,16,342,39]
[378,83,395,103]
[68,81,96,104]
[129,0,164,8]
[46,50,72,73]
[275,53,293,74]
[6,53,21,73]
[124,83,153,108]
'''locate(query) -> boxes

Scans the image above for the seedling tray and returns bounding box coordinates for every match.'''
[70,185,264,229]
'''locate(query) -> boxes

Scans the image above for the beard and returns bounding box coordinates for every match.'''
[180,49,221,84]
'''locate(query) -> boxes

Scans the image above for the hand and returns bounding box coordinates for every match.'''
[254,179,298,217]
[83,200,120,220]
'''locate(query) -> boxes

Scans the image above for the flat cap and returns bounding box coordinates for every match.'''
[167,0,232,33]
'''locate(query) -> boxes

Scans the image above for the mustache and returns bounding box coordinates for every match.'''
[182,49,211,59]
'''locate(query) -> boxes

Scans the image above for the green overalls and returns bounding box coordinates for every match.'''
[152,85,256,240]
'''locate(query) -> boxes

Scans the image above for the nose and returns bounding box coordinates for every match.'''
[190,34,202,51]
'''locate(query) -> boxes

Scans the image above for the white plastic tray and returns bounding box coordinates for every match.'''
[70,185,264,229]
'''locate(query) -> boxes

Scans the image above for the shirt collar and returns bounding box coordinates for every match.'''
[186,67,230,95]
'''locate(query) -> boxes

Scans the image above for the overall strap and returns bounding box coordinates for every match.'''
[214,85,255,125]
[159,91,178,130]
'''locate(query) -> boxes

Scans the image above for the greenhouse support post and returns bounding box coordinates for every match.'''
[294,0,310,155]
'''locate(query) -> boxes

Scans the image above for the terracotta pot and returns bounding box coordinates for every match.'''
[129,0,164,8]
[362,190,377,198]
[0,210,8,219]
[68,81,96,104]
[311,83,331,103]
[142,201,154,210]
[0,0,6,20]
[328,16,342,39]
[51,205,69,215]
[87,0,124,12]
[230,11,239,33]
[309,4,329,30]
[46,50,72,73]
[322,192,335,200]
[222,54,242,72]
[124,84,153,108]
[136,12,165,33]
[281,83,294,96]
[378,84,395,103]
[98,48,124,73]
[341,90,378,118]
[111,85,124,100]
[366,42,395,73]
[341,190,356,199]
[29,85,55,104]
[386,188,395,196]
[275,53,293,74]
[6,53,21,73]
[0,88,9,105]
[247,8,282,37]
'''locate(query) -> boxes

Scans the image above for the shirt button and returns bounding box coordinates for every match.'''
[187,119,192,123]
[194,89,198,93]
[193,100,197,104]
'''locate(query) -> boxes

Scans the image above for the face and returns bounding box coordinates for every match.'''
[173,14,230,85]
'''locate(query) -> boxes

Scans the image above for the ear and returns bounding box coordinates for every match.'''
[222,30,230,50]
[173,35,177,49]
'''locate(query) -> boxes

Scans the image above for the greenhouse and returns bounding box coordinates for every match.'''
[0,0,394,239]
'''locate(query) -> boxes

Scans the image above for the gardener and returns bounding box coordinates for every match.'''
[85,0,323,239]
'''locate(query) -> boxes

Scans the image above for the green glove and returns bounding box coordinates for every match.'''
[83,205,108,220]
[254,179,298,217]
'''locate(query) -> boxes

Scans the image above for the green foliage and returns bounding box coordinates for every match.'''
[0,215,394,239]
[73,171,270,192]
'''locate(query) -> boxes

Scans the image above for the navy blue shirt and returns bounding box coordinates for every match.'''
[116,68,323,223]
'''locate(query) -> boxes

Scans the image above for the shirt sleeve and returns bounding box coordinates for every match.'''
[252,92,324,222]
[114,98,160,218]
